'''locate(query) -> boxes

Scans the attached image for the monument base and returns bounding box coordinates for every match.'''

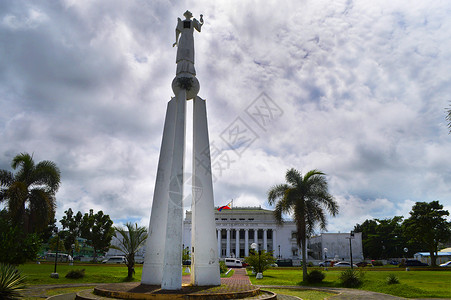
[74,282,276,300]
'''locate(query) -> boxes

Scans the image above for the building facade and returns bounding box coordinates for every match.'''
[182,207,363,262]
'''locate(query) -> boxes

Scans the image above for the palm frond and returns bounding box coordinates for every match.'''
[34,161,61,193]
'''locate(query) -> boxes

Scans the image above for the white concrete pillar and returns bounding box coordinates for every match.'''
[272,229,277,258]
[263,229,268,251]
[191,97,220,286]
[217,229,221,258]
[254,229,258,251]
[161,89,186,290]
[244,229,249,257]
[226,229,231,257]
[142,98,176,285]
[235,229,240,258]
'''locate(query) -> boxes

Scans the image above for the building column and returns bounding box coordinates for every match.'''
[244,229,249,257]
[272,229,277,258]
[254,229,258,251]
[226,229,231,257]
[235,229,240,258]
[263,229,268,251]
[217,229,221,258]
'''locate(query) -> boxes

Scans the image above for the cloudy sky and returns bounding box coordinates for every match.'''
[1,0,450,233]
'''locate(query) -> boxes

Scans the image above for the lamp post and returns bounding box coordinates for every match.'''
[346,231,354,270]
[51,228,60,278]
[278,245,281,259]
[70,244,75,265]
[250,243,262,279]
[324,248,328,270]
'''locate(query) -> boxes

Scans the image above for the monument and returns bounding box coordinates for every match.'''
[141,10,220,290]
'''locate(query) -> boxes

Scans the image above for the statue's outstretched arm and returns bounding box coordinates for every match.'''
[173,18,181,47]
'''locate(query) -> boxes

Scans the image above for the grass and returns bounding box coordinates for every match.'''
[19,262,143,285]
[248,267,451,298]
[265,288,334,300]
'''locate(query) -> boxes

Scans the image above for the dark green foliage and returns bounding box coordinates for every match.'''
[339,269,364,288]
[110,222,147,279]
[0,216,41,265]
[65,269,85,279]
[353,216,412,259]
[244,250,276,274]
[267,168,338,279]
[60,208,83,251]
[403,201,451,267]
[219,261,228,274]
[80,209,114,261]
[0,153,60,234]
[0,263,26,299]
[372,260,383,266]
[305,270,326,283]
[386,273,399,285]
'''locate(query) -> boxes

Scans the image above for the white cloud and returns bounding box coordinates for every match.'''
[0,0,450,233]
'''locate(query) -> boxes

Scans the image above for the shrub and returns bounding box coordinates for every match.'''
[372,260,383,266]
[0,263,26,300]
[65,269,85,279]
[244,250,276,274]
[305,270,326,283]
[219,261,228,274]
[386,273,400,285]
[339,269,364,288]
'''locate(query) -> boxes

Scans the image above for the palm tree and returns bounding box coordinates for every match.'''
[0,153,60,234]
[110,222,148,279]
[268,168,338,279]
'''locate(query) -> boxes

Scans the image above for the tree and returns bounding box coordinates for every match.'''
[403,201,451,267]
[110,222,147,279]
[354,216,412,259]
[268,168,338,279]
[0,153,60,234]
[244,250,276,275]
[80,209,114,261]
[0,214,41,265]
[60,208,83,252]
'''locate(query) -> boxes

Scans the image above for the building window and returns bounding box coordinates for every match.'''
[240,230,245,239]
[267,230,273,239]
[258,229,263,239]
[221,230,226,239]
[239,218,245,220]
[215,218,218,220]
[231,218,236,220]
[248,218,254,221]
[222,218,227,220]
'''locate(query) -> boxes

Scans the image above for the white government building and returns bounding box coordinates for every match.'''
[182,207,363,263]
[107,206,363,263]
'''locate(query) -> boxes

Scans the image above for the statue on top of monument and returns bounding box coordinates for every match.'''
[173,10,203,77]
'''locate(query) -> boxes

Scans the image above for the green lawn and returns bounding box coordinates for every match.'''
[249,267,451,298]
[19,262,143,285]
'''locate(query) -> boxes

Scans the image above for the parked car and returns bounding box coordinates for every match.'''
[319,260,333,267]
[356,261,372,267]
[405,259,428,267]
[102,256,126,264]
[224,258,243,268]
[439,261,451,267]
[333,261,358,268]
[276,259,293,267]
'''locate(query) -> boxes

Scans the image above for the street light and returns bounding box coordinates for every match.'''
[278,245,281,259]
[323,247,328,269]
[250,243,263,279]
[346,231,355,270]
[51,228,60,278]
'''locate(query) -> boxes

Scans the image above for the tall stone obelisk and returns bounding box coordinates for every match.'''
[141,10,220,290]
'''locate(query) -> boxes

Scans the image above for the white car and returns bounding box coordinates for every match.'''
[333,261,358,268]
[439,261,451,267]
[102,256,126,264]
